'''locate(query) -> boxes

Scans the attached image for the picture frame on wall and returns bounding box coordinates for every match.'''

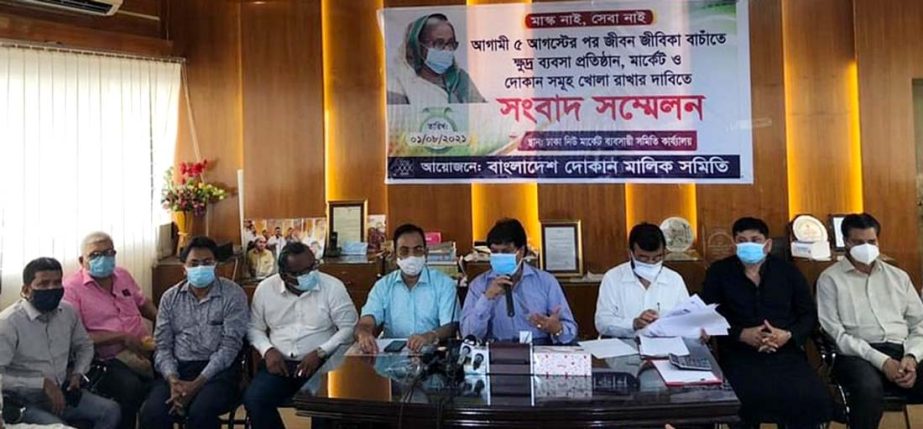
[327,200,367,247]
[540,220,584,278]
[829,214,848,251]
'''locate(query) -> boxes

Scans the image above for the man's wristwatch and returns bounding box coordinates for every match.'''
[316,347,328,360]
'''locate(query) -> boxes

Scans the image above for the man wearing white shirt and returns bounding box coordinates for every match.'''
[595,223,689,338]
[818,213,923,429]
[244,242,358,429]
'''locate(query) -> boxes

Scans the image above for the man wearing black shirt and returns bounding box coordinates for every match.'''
[702,217,831,429]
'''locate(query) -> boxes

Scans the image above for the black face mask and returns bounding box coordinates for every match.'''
[29,288,64,313]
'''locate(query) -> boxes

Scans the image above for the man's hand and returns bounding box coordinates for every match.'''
[739,326,768,349]
[295,351,322,378]
[758,321,792,353]
[65,373,82,392]
[264,348,289,377]
[357,330,379,354]
[632,309,659,330]
[174,377,205,408]
[896,356,918,388]
[883,358,904,383]
[408,332,437,352]
[529,307,563,335]
[123,334,146,357]
[43,377,65,416]
[485,276,513,300]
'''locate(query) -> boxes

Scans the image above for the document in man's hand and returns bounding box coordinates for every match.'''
[652,360,721,386]
[640,294,730,338]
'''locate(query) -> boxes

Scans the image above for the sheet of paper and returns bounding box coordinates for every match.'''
[652,360,720,385]
[639,336,689,357]
[577,338,638,359]
[641,294,730,338]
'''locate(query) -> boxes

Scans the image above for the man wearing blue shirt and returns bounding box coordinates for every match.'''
[461,218,578,345]
[355,223,461,353]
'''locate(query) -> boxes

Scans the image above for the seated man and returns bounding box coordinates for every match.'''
[63,231,158,429]
[140,236,249,429]
[818,213,923,429]
[461,218,578,345]
[247,236,275,278]
[355,223,460,353]
[245,242,358,429]
[0,257,121,428]
[702,217,831,428]
[596,223,689,338]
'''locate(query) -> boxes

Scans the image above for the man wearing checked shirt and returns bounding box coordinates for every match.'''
[355,223,461,353]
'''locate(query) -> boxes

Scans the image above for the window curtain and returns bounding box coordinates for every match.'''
[0,45,181,306]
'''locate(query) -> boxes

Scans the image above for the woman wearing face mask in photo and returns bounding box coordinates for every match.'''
[386,13,486,105]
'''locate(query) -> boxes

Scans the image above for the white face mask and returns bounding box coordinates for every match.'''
[397,256,426,277]
[632,257,663,283]
[849,243,880,265]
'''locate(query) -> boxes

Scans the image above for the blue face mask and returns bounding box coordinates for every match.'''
[490,253,519,276]
[424,47,454,75]
[736,242,767,265]
[186,265,216,288]
[295,271,320,292]
[88,255,116,278]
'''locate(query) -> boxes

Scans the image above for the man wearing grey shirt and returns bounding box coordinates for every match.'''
[0,257,120,428]
[818,213,923,429]
[140,237,249,429]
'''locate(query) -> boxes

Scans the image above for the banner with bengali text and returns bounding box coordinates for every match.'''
[384,0,752,183]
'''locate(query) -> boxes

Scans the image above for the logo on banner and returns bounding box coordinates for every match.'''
[407,107,469,153]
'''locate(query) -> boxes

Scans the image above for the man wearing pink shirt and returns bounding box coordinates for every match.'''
[63,231,159,429]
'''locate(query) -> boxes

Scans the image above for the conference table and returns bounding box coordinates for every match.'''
[292,339,740,428]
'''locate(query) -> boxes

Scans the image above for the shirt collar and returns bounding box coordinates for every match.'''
[838,256,882,274]
[21,299,59,321]
[396,267,432,288]
[80,267,118,287]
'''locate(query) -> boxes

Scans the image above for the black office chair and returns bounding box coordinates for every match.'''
[175,343,254,429]
[812,329,919,429]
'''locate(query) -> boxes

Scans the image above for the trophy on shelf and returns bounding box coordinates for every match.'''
[789,214,831,260]
[659,217,699,261]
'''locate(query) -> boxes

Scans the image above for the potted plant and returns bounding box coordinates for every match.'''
[161,160,228,250]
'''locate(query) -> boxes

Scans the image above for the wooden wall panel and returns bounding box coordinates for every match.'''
[696,0,788,238]
[538,185,626,274]
[781,0,863,218]
[854,0,923,285]
[384,0,473,252]
[0,9,171,56]
[241,0,325,219]
[323,0,388,214]
[169,0,243,243]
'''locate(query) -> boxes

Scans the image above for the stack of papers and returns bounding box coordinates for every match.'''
[577,339,638,359]
[639,336,689,357]
[652,360,721,386]
[640,295,730,338]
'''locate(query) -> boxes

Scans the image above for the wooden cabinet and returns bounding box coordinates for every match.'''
[319,257,383,311]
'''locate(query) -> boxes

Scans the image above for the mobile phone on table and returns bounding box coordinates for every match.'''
[384,340,407,353]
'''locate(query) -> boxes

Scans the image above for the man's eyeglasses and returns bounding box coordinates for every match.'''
[89,250,117,259]
[397,246,426,258]
[285,261,321,278]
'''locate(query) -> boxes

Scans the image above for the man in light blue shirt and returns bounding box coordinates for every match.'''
[462,218,578,345]
[355,223,461,353]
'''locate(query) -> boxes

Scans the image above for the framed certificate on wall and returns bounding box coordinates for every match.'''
[327,200,367,245]
[540,220,583,278]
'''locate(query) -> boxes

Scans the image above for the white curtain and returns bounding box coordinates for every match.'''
[0,46,181,306]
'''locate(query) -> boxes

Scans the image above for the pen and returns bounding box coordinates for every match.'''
[657,302,661,313]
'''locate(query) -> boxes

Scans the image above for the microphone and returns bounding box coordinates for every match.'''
[457,335,478,366]
[504,283,515,317]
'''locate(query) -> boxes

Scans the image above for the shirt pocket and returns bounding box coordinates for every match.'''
[200,319,225,351]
